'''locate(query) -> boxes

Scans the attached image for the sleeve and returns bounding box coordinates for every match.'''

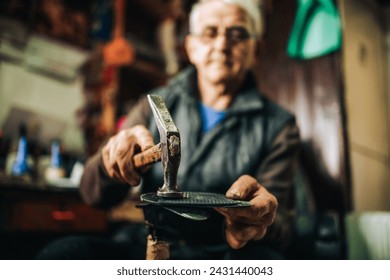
[122,95,151,128]
[79,96,151,209]
[255,119,301,248]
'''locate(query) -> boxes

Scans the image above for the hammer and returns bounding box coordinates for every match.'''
[132,94,182,260]
[133,94,182,198]
[134,94,251,259]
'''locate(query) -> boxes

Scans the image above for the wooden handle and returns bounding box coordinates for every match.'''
[133,143,162,169]
[146,234,170,260]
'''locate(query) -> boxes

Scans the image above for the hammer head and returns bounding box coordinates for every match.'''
[148,94,182,198]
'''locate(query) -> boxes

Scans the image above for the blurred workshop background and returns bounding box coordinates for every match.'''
[0,0,389,260]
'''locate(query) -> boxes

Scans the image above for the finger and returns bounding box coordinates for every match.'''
[101,128,150,185]
[215,205,261,220]
[117,153,141,186]
[215,200,275,221]
[225,175,258,200]
[220,202,275,220]
[223,189,277,219]
[112,166,126,183]
[102,140,120,179]
[253,225,268,240]
[226,220,267,242]
[215,208,275,227]
[116,142,141,186]
[225,220,266,249]
[108,138,119,167]
[131,125,155,151]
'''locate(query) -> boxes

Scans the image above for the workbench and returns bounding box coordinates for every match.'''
[0,173,108,259]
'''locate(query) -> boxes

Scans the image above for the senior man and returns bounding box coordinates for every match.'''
[38,0,300,260]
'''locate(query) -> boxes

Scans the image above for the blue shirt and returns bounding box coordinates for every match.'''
[199,102,227,133]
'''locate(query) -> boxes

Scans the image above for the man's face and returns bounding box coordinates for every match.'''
[185,1,258,86]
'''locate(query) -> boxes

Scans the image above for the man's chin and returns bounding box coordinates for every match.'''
[207,76,231,85]
[206,70,234,83]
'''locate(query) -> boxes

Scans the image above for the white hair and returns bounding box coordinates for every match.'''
[189,0,264,38]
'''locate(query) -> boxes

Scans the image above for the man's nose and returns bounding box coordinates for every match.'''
[212,33,230,50]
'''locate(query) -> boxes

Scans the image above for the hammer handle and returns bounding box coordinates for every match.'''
[133,143,162,169]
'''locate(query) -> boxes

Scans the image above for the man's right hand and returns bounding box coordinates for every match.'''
[102,125,155,186]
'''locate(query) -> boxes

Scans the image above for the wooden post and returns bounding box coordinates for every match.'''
[146,235,170,260]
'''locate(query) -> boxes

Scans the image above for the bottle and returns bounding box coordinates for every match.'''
[11,124,31,177]
[44,140,66,181]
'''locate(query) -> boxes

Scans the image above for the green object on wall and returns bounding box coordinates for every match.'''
[287,0,342,59]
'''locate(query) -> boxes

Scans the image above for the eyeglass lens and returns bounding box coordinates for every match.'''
[197,26,252,43]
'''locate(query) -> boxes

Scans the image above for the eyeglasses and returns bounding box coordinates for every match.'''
[192,26,255,44]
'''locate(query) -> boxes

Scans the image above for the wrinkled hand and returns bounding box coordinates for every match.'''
[102,125,155,186]
[215,175,278,249]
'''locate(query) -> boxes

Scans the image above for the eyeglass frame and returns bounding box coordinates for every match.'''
[189,25,257,44]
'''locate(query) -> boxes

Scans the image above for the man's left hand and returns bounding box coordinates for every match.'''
[215,175,278,249]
